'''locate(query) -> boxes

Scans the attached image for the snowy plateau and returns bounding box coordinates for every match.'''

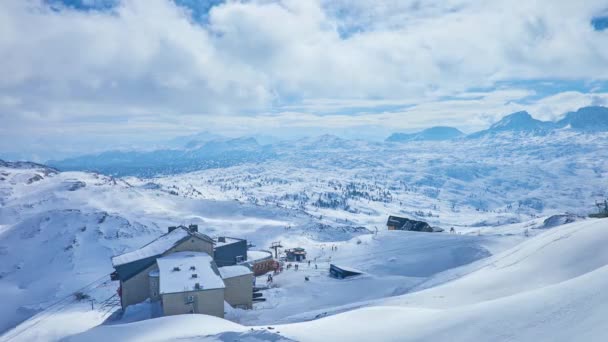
[1,111,608,341]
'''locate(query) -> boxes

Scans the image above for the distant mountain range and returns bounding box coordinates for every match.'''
[389,106,608,142]
[45,105,608,177]
[386,126,464,142]
[49,137,275,177]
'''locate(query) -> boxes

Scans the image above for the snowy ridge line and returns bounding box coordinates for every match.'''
[0,273,113,342]
[414,220,592,292]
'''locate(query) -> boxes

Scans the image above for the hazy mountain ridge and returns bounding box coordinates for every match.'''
[44,106,608,177]
[48,137,275,177]
[391,105,608,141]
[468,106,608,138]
[386,126,464,142]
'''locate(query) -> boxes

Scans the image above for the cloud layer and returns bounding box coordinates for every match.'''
[0,0,607,159]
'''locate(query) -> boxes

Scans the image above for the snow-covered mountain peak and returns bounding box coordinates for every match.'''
[386,126,464,142]
[558,106,608,131]
[489,111,549,131]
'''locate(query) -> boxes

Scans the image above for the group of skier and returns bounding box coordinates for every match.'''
[265,243,343,286]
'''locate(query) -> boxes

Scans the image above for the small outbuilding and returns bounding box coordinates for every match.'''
[329,264,363,279]
[285,248,307,262]
[246,250,276,276]
[386,215,434,232]
[219,265,254,309]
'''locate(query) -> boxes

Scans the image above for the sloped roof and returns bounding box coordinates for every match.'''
[386,216,431,231]
[214,236,245,248]
[111,227,214,267]
[387,215,408,227]
[157,252,225,294]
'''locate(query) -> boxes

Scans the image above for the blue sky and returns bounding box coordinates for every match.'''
[1,0,608,160]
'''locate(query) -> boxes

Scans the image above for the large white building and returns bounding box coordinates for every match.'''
[111,225,254,318]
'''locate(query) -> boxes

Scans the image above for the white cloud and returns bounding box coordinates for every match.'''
[0,0,607,158]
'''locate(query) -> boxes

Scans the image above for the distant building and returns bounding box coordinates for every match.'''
[386,215,438,232]
[329,264,363,279]
[285,247,307,262]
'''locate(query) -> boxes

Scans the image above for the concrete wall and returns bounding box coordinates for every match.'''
[169,237,214,257]
[120,237,214,308]
[223,274,253,309]
[161,288,224,317]
[149,273,160,302]
[214,239,247,267]
[121,262,157,309]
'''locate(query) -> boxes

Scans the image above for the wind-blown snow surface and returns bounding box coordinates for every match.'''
[149,130,608,228]
[1,129,608,340]
[0,163,317,334]
[67,218,608,342]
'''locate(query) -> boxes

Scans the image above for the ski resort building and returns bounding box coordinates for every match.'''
[329,264,363,279]
[111,225,215,309]
[151,252,225,317]
[386,215,443,232]
[245,249,276,276]
[285,247,307,262]
[111,225,257,315]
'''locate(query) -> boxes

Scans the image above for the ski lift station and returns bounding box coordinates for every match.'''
[285,247,307,262]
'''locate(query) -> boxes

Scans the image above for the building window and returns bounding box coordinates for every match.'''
[186,295,195,304]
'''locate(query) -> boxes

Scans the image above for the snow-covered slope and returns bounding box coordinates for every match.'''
[148,130,608,230]
[0,162,321,334]
[66,218,608,342]
[1,123,607,341]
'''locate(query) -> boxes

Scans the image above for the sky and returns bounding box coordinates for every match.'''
[0,0,607,160]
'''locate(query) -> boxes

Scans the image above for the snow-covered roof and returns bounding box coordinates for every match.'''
[219,265,253,279]
[112,228,190,267]
[157,251,225,294]
[111,227,214,267]
[214,237,243,248]
[247,250,273,262]
[332,264,363,274]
